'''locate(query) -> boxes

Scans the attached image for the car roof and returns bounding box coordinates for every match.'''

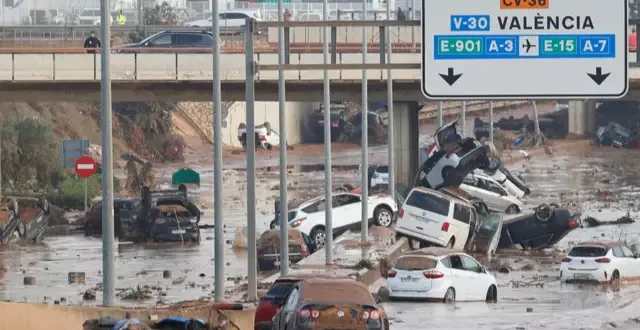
[298,278,375,304]
[573,241,626,248]
[403,247,466,258]
[411,187,471,206]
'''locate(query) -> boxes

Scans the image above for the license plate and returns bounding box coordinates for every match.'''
[401,277,418,283]
[171,230,186,234]
[574,273,590,280]
[416,216,429,223]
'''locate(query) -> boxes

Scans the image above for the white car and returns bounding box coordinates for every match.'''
[184,9,262,28]
[415,120,491,190]
[271,192,397,247]
[238,122,280,150]
[386,248,498,303]
[77,8,113,25]
[560,241,640,283]
[461,173,524,214]
[358,165,389,190]
[395,187,474,251]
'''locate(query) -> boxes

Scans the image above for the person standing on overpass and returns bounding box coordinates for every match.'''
[84,31,101,54]
[116,10,127,25]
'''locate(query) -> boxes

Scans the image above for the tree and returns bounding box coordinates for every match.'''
[0,117,66,191]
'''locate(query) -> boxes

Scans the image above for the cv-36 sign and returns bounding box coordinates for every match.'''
[421,0,628,99]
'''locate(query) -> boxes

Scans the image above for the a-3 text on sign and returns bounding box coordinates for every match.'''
[421,0,628,99]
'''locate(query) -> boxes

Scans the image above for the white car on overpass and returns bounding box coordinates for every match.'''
[270,192,397,247]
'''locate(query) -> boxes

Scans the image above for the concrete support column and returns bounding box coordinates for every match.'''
[392,102,420,192]
[568,100,598,137]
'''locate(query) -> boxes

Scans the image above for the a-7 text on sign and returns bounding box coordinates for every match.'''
[421,0,628,99]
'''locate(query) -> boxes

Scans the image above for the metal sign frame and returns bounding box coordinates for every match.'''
[60,140,90,169]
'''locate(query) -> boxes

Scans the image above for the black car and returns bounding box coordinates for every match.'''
[596,122,633,148]
[148,204,200,243]
[499,203,581,250]
[115,31,216,53]
[350,111,385,137]
[307,104,349,142]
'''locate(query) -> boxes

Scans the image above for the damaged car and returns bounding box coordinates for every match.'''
[238,122,280,150]
[272,192,397,247]
[460,173,524,214]
[499,203,581,250]
[306,103,349,142]
[596,122,633,148]
[415,120,491,190]
[257,229,316,271]
[0,197,50,245]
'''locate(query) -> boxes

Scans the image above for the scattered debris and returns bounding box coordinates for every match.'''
[116,285,153,300]
[83,289,96,300]
[23,276,35,285]
[351,259,375,271]
[68,272,86,284]
[583,214,635,227]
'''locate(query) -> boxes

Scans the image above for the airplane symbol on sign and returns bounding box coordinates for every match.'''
[522,39,536,53]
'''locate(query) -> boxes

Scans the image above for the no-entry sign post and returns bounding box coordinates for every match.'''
[74,155,97,211]
[421,0,628,99]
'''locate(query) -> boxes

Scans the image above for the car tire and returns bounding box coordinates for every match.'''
[445,237,455,249]
[611,270,620,287]
[311,227,326,248]
[485,285,497,302]
[265,144,273,150]
[374,206,393,227]
[443,287,455,303]
[534,203,554,223]
[17,221,26,238]
[505,204,520,214]
[269,220,277,229]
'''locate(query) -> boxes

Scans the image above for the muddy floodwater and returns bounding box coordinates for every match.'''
[387,148,640,330]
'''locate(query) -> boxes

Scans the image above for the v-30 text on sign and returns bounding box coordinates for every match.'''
[421,0,628,99]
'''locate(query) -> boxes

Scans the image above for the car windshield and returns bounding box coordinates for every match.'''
[569,246,607,257]
[405,191,450,216]
[267,280,296,298]
[394,256,437,270]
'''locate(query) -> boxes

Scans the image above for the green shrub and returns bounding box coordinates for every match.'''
[50,175,121,210]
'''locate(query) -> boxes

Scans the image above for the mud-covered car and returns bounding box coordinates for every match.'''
[83,197,142,237]
[271,278,388,330]
[148,204,200,243]
[257,229,316,271]
[499,203,581,250]
[415,120,491,190]
[0,197,50,244]
[596,122,633,148]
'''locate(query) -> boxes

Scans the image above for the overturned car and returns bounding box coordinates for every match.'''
[0,197,50,245]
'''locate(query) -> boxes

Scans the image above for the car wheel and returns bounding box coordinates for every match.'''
[17,221,26,238]
[485,285,497,302]
[265,144,273,150]
[409,238,421,250]
[311,227,326,248]
[505,204,520,214]
[534,203,554,223]
[610,270,620,287]
[443,287,455,303]
[269,220,277,229]
[374,207,393,227]
[445,237,455,249]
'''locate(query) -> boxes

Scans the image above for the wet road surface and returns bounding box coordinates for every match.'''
[385,148,640,329]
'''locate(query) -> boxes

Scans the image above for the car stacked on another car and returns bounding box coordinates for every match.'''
[385,247,498,303]
[460,172,524,214]
[271,277,389,330]
[271,191,397,247]
[358,164,389,191]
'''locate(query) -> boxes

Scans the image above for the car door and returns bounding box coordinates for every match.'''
[460,255,489,300]
[611,247,630,278]
[279,287,300,328]
[447,255,471,300]
[144,33,174,52]
[621,246,639,276]
[470,213,503,254]
[475,178,503,211]
[332,193,362,230]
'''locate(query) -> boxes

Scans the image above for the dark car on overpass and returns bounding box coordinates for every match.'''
[115,31,220,53]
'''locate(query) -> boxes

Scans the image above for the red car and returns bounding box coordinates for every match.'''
[254,275,354,330]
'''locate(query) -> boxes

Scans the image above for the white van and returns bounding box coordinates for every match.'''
[395,187,474,250]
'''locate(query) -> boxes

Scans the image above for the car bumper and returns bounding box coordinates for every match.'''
[152,233,199,242]
[560,268,608,283]
[388,286,449,300]
[395,226,446,246]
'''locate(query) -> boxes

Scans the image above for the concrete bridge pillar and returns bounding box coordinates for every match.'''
[568,100,597,137]
[392,102,420,193]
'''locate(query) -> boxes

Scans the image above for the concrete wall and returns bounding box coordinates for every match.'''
[179,101,315,148]
[568,100,597,136]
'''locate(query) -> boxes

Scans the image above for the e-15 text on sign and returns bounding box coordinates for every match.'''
[421,0,628,99]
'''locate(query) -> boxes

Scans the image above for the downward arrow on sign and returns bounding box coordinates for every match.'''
[587,67,610,85]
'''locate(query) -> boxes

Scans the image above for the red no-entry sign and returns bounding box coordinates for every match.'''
[74,156,97,179]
